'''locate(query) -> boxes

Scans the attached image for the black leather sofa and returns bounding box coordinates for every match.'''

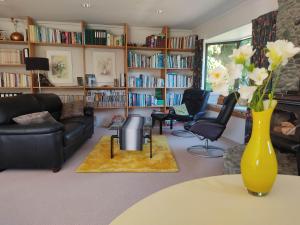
[0,94,94,172]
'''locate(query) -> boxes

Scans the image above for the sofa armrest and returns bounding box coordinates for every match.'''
[84,106,94,117]
[0,121,64,135]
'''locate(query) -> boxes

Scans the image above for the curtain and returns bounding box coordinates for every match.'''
[251,10,278,68]
[193,38,204,89]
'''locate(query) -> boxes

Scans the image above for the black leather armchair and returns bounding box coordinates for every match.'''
[169,88,210,137]
[0,94,94,172]
[184,92,238,157]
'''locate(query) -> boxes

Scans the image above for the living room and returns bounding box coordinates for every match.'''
[0,0,300,224]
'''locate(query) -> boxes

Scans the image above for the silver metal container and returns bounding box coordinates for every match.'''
[119,115,145,151]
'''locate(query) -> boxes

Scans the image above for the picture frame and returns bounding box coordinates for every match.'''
[46,50,73,85]
[93,52,116,85]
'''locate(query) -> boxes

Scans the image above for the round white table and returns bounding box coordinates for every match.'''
[110,175,300,225]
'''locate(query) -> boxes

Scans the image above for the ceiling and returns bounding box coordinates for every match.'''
[0,0,248,29]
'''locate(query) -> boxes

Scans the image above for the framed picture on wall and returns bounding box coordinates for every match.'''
[93,52,116,85]
[46,50,73,85]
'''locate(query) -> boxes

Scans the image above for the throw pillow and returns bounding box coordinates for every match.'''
[13,111,57,125]
[60,100,84,120]
[173,104,189,116]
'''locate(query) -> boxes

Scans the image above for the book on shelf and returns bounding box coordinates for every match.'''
[0,72,31,88]
[0,48,27,65]
[166,72,192,88]
[128,74,164,88]
[59,95,84,103]
[0,93,22,98]
[29,25,82,44]
[168,35,198,49]
[145,34,166,48]
[128,51,164,68]
[167,54,194,69]
[86,90,126,108]
[128,92,162,107]
[84,29,124,46]
[166,92,183,106]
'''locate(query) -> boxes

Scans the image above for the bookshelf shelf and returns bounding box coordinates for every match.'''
[0,87,31,89]
[128,46,165,51]
[0,64,25,67]
[167,48,195,52]
[128,106,164,109]
[84,45,124,49]
[0,40,28,45]
[32,42,83,48]
[32,86,84,89]
[85,86,125,90]
[128,67,164,71]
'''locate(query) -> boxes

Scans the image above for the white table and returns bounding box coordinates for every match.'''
[110,175,300,225]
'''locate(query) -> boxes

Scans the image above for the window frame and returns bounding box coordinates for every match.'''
[204,37,252,90]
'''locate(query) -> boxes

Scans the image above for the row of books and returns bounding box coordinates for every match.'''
[29,25,82,44]
[167,55,194,69]
[86,90,126,108]
[128,93,161,107]
[128,51,164,68]
[167,35,198,49]
[145,34,166,48]
[128,74,164,88]
[166,73,193,88]
[0,93,22,98]
[166,93,183,106]
[58,95,84,104]
[0,49,25,65]
[84,29,124,46]
[0,72,31,88]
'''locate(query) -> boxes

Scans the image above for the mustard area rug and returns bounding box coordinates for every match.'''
[76,135,178,173]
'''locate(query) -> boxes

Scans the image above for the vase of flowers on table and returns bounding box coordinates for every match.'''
[208,40,300,196]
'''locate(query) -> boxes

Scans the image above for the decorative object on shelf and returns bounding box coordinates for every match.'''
[85,74,96,87]
[10,18,24,41]
[25,57,49,92]
[77,77,84,86]
[208,40,300,196]
[38,74,54,87]
[0,30,8,40]
[46,50,73,85]
[93,52,116,85]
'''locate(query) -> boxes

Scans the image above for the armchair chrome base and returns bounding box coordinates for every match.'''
[171,130,194,138]
[187,139,224,158]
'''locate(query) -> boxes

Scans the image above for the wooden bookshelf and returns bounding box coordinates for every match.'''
[0,87,31,89]
[0,40,28,45]
[128,46,164,51]
[1,17,197,117]
[32,42,83,48]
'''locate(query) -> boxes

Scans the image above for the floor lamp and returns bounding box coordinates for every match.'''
[25,57,49,93]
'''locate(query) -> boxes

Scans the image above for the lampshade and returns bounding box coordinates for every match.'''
[25,57,49,71]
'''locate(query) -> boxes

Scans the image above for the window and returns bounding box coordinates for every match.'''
[204,38,252,90]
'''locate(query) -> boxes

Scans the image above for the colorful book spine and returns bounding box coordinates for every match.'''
[145,34,166,48]
[128,93,160,107]
[166,93,183,106]
[86,90,126,108]
[166,73,192,88]
[128,74,164,88]
[167,55,194,69]
[29,25,82,44]
[0,49,25,65]
[167,35,198,49]
[128,51,164,68]
[84,29,124,46]
[0,72,31,88]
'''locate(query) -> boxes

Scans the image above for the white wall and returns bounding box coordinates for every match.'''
[193,0,278,39]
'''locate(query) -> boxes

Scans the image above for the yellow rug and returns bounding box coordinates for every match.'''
[76,135,178,173]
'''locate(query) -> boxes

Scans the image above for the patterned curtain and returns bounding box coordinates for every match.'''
[251,11,278,68]
[193,39,204,89]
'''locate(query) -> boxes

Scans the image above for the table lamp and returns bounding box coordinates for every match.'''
[25,57,49,92]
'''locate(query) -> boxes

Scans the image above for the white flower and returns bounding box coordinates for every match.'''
[226,62,243,85]
[229,45,255,64]
[211,81,229,96]
[208,66,229,84]
[266,40,300,70]
[238,86,257,103]
[248,67,269,85]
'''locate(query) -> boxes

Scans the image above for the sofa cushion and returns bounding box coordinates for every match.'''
[0,94,41,125]
[61,116,94,128]
[60,101,84,120]
[13,111,57,125]
[62,121,85,147]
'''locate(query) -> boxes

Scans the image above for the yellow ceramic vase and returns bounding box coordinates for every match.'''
[241,100,278,196]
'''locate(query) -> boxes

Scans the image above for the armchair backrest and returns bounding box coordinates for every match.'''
[182,89,210,116]
[216,92,239,125]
